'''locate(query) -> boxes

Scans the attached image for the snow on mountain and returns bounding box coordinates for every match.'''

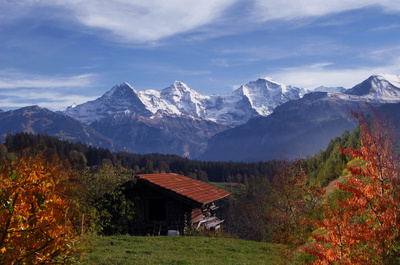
[199,74,400,162]
[139,81,208,117]
[202,78,302,126]
[63,74,400,127]
[64,78,303,126]
[345,74,400,102]
[236,77,302,116]
[64,82,152,124]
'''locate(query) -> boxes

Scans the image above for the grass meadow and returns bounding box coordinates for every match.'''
[80,234,289,265]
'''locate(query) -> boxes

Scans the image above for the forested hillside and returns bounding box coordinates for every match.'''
[2,132,281,182]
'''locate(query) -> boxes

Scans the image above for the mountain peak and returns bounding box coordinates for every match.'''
[232,77,302,117]
[244,77,283,89]
[260,76,282,86]
[22,105,44,112]
[164,81,195,94]
[371,74,400,86]
[345,74,400,101]
[172,80,187,86]
[105,82,137,98]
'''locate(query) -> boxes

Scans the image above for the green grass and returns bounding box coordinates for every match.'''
[80,235,287,265]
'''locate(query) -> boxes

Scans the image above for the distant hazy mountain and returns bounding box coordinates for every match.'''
[0,105,114,150]
[199,74,400,161]
[312,86,346,93]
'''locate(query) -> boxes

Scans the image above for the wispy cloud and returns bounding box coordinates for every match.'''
[0,70,97,89]
[212,40,347,67]
[1,0,238,43]
[268,58,400,90]
[0,70,99,110]
[3,0,399,45]
[0,88,98,111]
[252,0,400,22]
[371,23,400,31]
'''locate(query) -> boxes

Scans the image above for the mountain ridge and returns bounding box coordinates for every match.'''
[0,105,115,150]
[199,74,400,161]
[63,77,305,126]
[2,74,400,161]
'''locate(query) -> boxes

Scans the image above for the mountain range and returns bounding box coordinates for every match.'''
[1,74,400,161]
[63,78,304,127]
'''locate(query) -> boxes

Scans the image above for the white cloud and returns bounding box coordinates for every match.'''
[0,71,97,89]
[0,70,99,110]
[268,60,400,90]
[0,88,98,111]
[264,44,400,89]
[3,0,238,43]
[213,40,347,67]
[252,0,400,21]
[2,0,400,44]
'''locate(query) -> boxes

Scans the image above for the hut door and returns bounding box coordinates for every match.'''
[148,199,167,221]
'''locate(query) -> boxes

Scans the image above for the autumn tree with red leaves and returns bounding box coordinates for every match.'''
[305,110,400,264]
[0,152,80,264]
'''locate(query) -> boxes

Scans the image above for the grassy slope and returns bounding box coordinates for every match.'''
[81,235,287,265]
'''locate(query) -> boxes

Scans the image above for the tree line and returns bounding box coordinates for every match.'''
[2,132,283,182]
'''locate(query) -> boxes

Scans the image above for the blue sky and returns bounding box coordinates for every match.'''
[1,0,400,111]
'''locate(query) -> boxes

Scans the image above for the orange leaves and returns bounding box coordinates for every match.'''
[306,110,400,264]
[0,153,80,264]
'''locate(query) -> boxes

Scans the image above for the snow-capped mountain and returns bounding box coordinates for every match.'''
[199,74,400,162]
[139,81,209,118]
[345,74,400,101]
[64,82,152,124]
[2,74,400,160]
[64,77,303,126]
[234,77,302,116]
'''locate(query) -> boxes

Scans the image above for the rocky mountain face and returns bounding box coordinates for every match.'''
[0,105,114,150]
[199,74,400,161]
[90,110,229,158]
[64,82,153,124]
[2,74,400,161]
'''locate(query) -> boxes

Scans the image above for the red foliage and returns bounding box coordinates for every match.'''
[305,110,400,264]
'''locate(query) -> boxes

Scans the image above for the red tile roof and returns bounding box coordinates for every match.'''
[136,173,230,205]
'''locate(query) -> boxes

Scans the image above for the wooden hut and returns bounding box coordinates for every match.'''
[133,173,230,235]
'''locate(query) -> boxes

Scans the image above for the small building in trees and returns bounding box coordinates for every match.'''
[132,173,230,235]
